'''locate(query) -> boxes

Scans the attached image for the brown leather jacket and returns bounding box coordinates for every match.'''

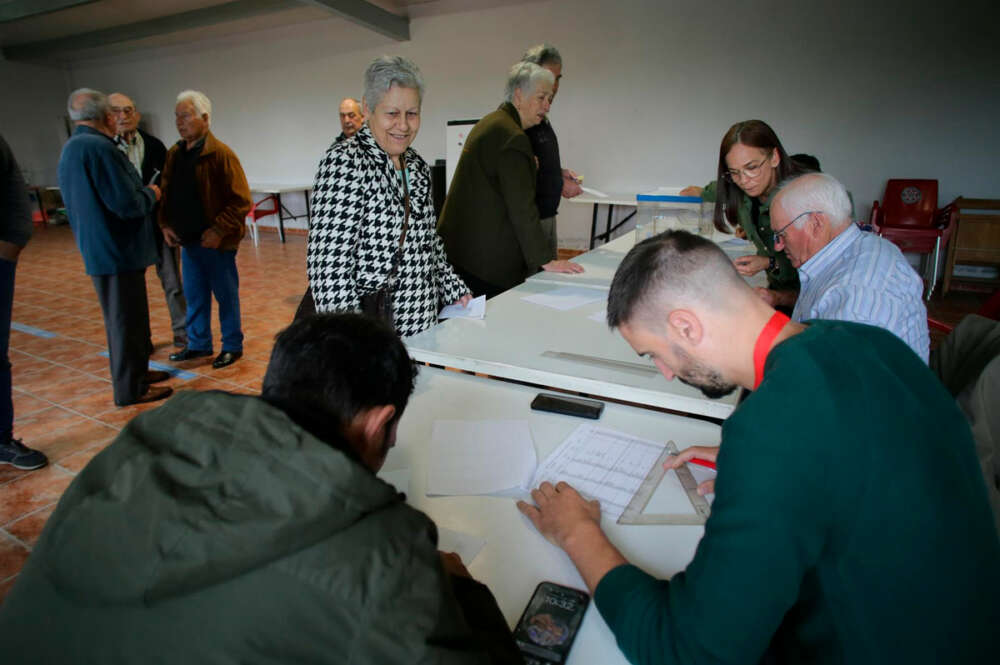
[158,130,251,251]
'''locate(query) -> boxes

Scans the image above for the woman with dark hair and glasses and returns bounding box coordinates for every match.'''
[681,120,808,307]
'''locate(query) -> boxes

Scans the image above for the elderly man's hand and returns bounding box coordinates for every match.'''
[666,445,719,496]
[542,259,584,274]
[200,228,222,249]
[148,184,162,201]
[561,169,583,198]
[162,227,181,247]
[733,254,770,276]
[517,481,601,549]
[453,293,473,307]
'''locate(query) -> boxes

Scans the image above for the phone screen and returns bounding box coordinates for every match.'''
[531,394,604,419]
[513,582,590,664]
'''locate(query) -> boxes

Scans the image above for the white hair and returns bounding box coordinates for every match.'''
[364,56,424,111]
[67,88,109,122]
[521,43,562,67]
[176,90,212,124]
[774,172,853,230]
[503,61,554,103]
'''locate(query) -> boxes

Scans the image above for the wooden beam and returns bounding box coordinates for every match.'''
[0,0,97,24]
[1,0,295,61]
[299,0,409,41]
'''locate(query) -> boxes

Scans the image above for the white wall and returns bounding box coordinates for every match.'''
[14,0,999,247]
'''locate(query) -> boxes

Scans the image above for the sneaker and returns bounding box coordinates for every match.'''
[0,438,49,470]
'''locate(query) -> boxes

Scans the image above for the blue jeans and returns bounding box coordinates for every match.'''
[181,245,243,353]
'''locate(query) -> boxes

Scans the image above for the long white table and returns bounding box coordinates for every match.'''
[387,367,721,664]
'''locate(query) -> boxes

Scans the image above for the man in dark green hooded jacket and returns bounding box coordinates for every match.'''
[0,314,520,664]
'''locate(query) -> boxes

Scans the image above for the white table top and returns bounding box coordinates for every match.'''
[567,191,638,207]
[248,182,312,193]
[405,258,739,419]
[388,367,720,664]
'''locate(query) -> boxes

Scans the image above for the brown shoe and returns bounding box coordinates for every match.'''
[144,370,171,384]
[118,385,173,407]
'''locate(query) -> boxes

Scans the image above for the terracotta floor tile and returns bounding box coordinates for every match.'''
[0,535,30,581]
[31,420,119,463]
[93,401,166,429]
[33,339,103,364]
[59,390,118,418]
[12,391,53,420]
[27,374,110,404]
[5,504,56,548]
[14,365,88,393]
[11,407,86,441]
[56,442,110,474]
[0,465,30,485]
[10,352,54,379]
[0,466,74,525]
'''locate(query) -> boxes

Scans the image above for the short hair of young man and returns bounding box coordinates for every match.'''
[261,313,416,448]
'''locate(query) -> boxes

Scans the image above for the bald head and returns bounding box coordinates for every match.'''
[339,97,363,137]
[607,230,751,331]
[108,92,140,136]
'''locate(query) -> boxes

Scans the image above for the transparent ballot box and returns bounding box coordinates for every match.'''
[635,188,712,241]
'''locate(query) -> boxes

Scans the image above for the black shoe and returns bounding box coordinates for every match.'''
[0,438,49,470]
[117,385,173,407]
[169,347,213,362]
[144,370,171,384]
[212,350,242,369]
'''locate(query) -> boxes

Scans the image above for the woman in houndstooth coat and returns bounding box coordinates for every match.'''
[307,56,470,337]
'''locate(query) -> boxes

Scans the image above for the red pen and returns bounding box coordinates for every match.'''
[688,458,716,471]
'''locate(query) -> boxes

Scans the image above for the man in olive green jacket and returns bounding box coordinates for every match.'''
[0,314,520,664]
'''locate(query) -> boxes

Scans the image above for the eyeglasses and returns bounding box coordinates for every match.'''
[111,106,135,116]
[723,151,773,182]
[772,210,820,243]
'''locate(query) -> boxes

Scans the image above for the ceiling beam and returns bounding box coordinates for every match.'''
[0,0,97,24]
[299,0,409,41]
[1,0,295,61]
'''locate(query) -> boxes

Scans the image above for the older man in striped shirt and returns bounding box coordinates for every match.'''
[769,172,929,362]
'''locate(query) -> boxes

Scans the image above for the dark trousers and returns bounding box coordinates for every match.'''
[182,245,243,352]
[455,268,505,300]
[0,258,15,439]
[153,231,187,342]
[92,270,151,405]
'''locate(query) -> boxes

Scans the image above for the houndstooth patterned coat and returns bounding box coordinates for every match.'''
[307,125,468,337]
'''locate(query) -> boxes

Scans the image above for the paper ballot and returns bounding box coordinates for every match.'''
[580,186,608,198]
[437,527,487,565]
[427,420,537,496]
[439,295,486,320]
[521,286,605,311]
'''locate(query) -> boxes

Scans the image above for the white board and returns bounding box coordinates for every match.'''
[445,119,478,193]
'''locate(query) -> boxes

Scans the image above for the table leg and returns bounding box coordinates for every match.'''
[276,193,286,243]
[589,203,599,249]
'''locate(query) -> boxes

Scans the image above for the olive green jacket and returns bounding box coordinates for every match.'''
[0,391,505,664]
[438,103,553,291]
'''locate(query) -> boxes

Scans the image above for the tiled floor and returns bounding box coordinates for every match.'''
[0,225,989,602]
[0,224,308,600]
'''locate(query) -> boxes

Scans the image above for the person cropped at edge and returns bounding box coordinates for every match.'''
[437,61,582,299]
[521,43,583,259]
[110,91,188,349]
[0,313,522,664]
[0,135,48,470]
[293,97,364,322]
[518,231,999,664]
[160,89,252,370]
[57,89,173,407]
[680,119,807,309]
[307,56,471,337]
[770,172,929,362]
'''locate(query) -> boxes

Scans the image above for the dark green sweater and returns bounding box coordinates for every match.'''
[594,320,1000,664]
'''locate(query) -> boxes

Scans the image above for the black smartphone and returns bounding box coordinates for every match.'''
[531,393,604,419]
[512,581,590,664]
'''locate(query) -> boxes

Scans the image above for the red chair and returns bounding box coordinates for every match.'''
[245,194,279,247]
[871,179,957,300]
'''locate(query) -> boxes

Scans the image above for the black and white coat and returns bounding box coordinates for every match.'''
[307,125,468,337]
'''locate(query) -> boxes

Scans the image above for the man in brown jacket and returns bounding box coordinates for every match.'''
[159,90,251,369]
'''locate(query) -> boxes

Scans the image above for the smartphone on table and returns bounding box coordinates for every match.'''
[530,393,604,419]
[513,581,590,664]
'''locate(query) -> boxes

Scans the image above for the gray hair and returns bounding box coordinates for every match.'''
[364,56,424,111]
[607,231,748,329]
[521,43,562,67]
[176,90,212,123]
[504,61,555,103]
[773,172,853,231]
[67,88,109,122]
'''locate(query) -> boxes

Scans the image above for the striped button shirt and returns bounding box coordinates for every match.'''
[792,224,929,362]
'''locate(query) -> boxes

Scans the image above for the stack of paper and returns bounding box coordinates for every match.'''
[439,295,486,320]
[521,287,605,311]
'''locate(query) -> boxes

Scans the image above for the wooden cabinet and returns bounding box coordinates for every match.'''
[943,198,1000,295]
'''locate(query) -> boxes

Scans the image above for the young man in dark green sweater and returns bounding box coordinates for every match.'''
[518,230,999,664]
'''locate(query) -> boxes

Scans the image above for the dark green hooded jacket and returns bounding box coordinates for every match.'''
[0,391,507,664]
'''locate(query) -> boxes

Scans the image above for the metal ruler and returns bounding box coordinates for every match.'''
[542,350,659,377]
[617,440,711,525]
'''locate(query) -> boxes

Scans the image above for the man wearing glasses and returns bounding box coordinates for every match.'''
[770,172,929,362]
[109,93,188,349]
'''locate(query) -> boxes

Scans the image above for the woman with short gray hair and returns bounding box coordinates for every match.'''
[307,56,470,337]
[438,61,582,298]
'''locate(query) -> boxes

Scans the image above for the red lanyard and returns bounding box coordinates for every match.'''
[753,311,790,389]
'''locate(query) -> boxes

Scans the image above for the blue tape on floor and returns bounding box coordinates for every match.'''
[97,351,197,380]
[11,322,58,338]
